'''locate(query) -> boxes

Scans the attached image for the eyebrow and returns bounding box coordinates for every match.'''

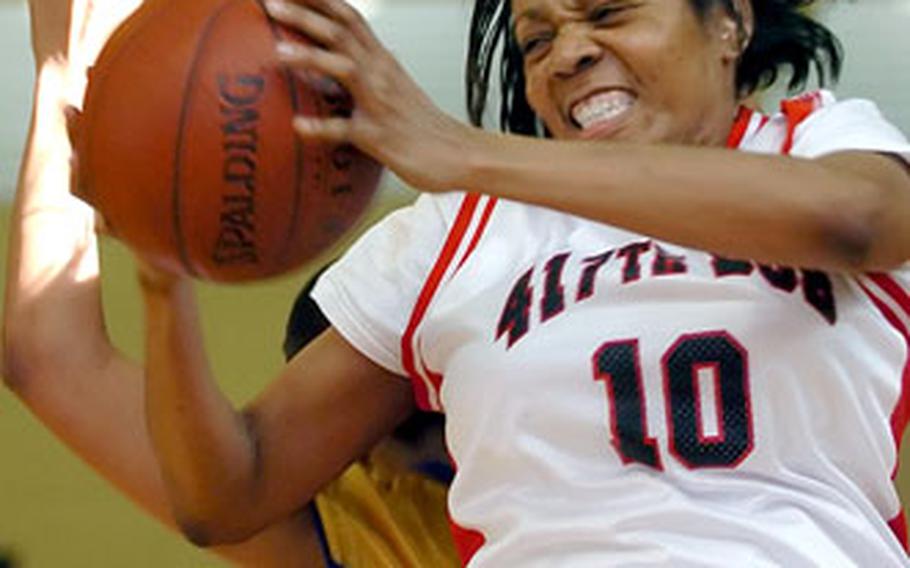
[513,0,590,26]
[513,7,543,25]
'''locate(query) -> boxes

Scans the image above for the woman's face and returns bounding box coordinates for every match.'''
[512,0,743,145]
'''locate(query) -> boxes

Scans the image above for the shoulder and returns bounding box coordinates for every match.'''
[791,91,910,156]
[341,191,471,266]
[739,90,910,158]
[309,192,479,376]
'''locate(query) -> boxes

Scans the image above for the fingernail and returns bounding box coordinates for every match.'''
[276,41,301,58]
[265,0,287,16]
[293,116,316,132]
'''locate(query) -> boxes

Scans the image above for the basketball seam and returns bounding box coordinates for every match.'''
[255,0,305,268]
[170,0,240,277]
[79,0,166,221]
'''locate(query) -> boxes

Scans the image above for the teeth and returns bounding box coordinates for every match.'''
[571,91,634,130]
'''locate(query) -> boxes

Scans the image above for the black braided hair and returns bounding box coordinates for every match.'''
[466,0,843,134]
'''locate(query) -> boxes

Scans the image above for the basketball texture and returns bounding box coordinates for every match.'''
[75,0,382,282]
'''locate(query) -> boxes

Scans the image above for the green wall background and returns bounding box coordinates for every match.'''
[2,195,910,566]
[0,192,407,567]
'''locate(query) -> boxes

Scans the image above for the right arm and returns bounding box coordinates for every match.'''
[140,269,415,545]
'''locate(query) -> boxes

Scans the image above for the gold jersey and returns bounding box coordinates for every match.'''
[314,458,458,568]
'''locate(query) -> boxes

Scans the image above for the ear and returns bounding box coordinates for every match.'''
[711,0,754,63]
[729,0,755,57]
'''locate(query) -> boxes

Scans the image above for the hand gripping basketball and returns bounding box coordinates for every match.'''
[266,0,474,194]
[73,0,384,282]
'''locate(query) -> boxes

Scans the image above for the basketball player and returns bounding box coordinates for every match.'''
[132,0,910,565]
[283,274,456,566]
[3,0,457,565]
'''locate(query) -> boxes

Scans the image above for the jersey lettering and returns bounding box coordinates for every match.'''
[496,247,838,348]
[593,340,662,468]
[541,253,571,322]
[802,269,837,324]
[617,241,652,283]
[712,255,754,277]
[662,332,753,469]
[576,250,614,302]
[652,244,688,276]
[593,331,754,470]
[496,268,534,348]
[759,264,798,293]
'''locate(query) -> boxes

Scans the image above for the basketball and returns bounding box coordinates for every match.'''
[73,0,383,282]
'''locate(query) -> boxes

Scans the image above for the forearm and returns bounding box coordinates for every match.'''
[141,276,264,543]
[6,1,329,563]
[463,134,880,270]
[3,61,109,389]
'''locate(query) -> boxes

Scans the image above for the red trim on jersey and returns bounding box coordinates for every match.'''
[889,510,909,553]
[418,344,445,402]
[726,106,753,149]
[401,194,480,411]
[857,275,910,551]
[443,449,487,565]
[456,197,498,272]
[868,274,910,455]
[869,274,910,316]
[448,514,486,566]
[780,91,822,154]
[400,194,491,562]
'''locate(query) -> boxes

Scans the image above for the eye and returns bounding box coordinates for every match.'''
[589,2,627,25]
[519,33,553,58]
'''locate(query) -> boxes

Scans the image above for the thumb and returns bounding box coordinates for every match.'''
[64,104,91,204]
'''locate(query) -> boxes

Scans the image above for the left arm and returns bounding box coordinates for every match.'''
[458,138,910,271]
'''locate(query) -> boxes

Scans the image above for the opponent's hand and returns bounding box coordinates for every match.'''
[28,0,142,103]
[135,254,190,296]
[266,0,477,193]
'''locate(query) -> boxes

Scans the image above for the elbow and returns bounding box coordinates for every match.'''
[2,303,49,394]
[172,411,273,548]
[2,314,68,396]
[815,180,887,271]
[175,515,262,548]
[176,518,222,548]
[2,323,37,396]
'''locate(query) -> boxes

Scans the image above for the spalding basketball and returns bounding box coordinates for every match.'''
[75,0,382,282]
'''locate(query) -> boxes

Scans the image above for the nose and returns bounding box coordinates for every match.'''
[550,26,603,78]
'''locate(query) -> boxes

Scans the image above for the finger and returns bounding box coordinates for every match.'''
[64,105,81,147]
[64,105,92,203]
[93,210,113,237]
[135,259,186,292]
[293,71,353,111]
[265,0,351,52]
[277,42,359,91]
[286,0,379,51]
[292,115,353,143]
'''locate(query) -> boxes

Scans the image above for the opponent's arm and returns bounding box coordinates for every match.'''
[140,271,415,545]
[3,13,153,515]
[2,0,331,564]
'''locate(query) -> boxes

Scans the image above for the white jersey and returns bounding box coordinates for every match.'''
[313,91,910,567]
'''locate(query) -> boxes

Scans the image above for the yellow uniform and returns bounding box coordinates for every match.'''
[313,458,459,568]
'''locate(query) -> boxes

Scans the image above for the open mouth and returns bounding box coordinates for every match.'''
[569,89,636,139]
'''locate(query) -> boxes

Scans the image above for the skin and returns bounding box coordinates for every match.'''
[272,0,910,269]
[91,0,910,548]
[514,0,739,145]
[2,0,327,564]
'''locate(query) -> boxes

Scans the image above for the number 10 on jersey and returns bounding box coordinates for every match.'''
[593,331,754,470]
